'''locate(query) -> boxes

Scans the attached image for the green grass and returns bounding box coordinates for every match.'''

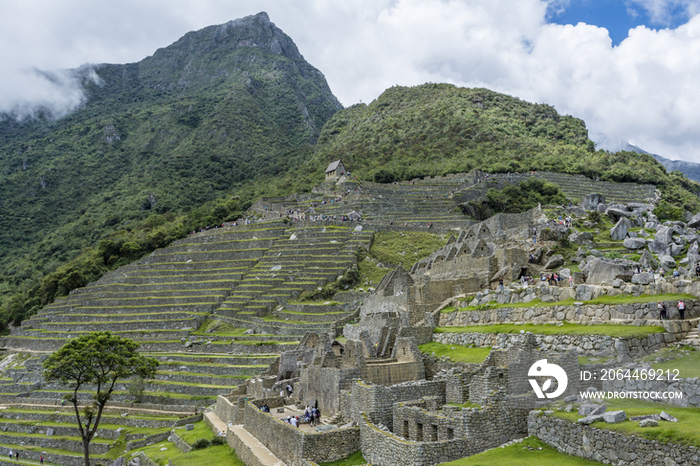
[317,451,367,466]
[446,401,481,409]
[578,356,613,365]
[357,231,449,286]
[444,293,697,313]
[435,323,666,338]
[643,347,700,378]
[131,443,242,466]
[174,421,213,445]
[554,399,700,448]
[417,342,491,364]
[441,436,604,465]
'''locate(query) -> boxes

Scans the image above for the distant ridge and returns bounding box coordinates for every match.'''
[608,140,700,183]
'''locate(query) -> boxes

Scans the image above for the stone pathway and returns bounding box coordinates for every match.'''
[204,410,227,435]
[229,424,286,466]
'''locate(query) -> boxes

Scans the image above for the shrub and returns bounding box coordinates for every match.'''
[192,438,211,450]
[588,211,602,224]
[211,436,225,445]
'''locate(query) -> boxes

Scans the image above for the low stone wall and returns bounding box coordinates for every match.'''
[439,300,700,326]
[0,432,109,454]
[170,430,192,454]
[433,329,684,360]
[242,400,360,465]
[359,413,472,466]
[126,431,171,451]
[0,447,102,466]
[529,411,700,466]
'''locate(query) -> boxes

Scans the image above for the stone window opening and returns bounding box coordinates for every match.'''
[430,424,438,441]
[447,428,454,440]
[403,420,409,439]
[416,422,423,441]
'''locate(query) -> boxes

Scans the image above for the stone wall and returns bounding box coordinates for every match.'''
[126,431,170,451]
[345,380,446,431]
[439,299,700,326]
[529,411,700,466]
[433,330,682,360]
[359,413,472,466]
[242,400,360,465]
[214,395,239,425]
[169,430,192,454]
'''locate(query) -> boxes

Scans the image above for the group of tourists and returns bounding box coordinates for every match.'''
[304,405,322,427]
[658,300,687,320]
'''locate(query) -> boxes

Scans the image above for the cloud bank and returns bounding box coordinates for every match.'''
[0,0,699,162]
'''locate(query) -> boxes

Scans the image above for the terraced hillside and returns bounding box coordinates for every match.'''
[0,220,371,428]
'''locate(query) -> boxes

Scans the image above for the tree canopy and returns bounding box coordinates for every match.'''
[43,331,158,466]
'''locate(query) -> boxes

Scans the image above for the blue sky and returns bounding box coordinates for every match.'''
[548,0,690,46]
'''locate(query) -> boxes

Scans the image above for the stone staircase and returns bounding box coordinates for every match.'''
[679,324,700,347]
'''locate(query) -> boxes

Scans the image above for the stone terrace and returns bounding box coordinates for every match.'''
[0,220,373,414]
[214,225,372,336]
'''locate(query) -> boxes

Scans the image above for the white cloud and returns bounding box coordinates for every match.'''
[0,0,700,162]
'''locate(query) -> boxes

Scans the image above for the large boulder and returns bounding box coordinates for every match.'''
[648,241,671,256]
[639,250,659,270]
[610,218,632,241]
[688,213,700,229]
[689,241,699,257]
[655,225,676,244]
[658,255,677,270]
[623,237,646,250]
[582,193,606,211]
[631,272,654,285]
[569,231,594,245]
[670,243,685,257]
[606,207,632,222]
[585,258,636,285]
[545,254,565,269]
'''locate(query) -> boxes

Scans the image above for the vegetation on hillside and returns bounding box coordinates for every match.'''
[463,177,567,220]
[311,84,700,211]
[0,27,698,330]
[0,14,339,329]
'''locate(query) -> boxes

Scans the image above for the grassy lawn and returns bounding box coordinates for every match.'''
[357,231,448,287]
[441,436,604,465]
[554,399,700,447]
[318,450,367,466]
[192,319,248,336]
[444,293,697,313]
[417,342,491,364]
[578,356,613,365]
[435,323,666,338]
[174,421,214,445]
[130,443,242,466]
[643,347,700,378]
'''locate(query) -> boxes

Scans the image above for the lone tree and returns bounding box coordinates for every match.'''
[43,331,158,466]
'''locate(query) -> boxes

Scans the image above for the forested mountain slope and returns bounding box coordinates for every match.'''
[0,12,340,321]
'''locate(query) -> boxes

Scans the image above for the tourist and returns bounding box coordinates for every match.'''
[678,300,686,320]
[658,302,667,320]
[286,383,293,398]
[499,278,504,290]
[8,451,12,461]
[673,269,680,278]
[696,263,700,277]
[568,275,574,287]
[40,456,44,465]
[309,409,315,427]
